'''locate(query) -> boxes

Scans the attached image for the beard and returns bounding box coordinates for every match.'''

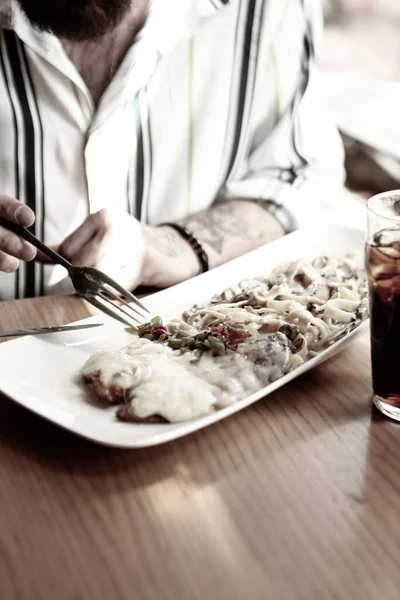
[16,0,132,41]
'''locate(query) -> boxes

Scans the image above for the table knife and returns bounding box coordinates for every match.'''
[0,323,104,338]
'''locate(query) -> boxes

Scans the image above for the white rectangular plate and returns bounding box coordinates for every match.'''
[0,225,368,448]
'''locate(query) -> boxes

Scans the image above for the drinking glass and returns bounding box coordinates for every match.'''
[366,190,400,420]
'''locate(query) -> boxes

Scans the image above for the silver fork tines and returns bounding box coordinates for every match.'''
[101,287,148,321]
[85,295,142,328]
[69,267,151,327]
[98,290,145,326]
[95,270,150,315]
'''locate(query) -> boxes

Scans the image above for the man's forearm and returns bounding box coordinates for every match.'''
[141,199,285,288]
[180,198,284,268]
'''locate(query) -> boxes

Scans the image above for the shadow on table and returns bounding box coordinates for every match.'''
[321,407,400,598]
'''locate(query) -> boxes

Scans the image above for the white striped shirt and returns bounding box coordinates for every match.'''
[0,0,344,300]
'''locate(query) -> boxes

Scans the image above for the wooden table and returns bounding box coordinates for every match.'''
[0,295,399,600]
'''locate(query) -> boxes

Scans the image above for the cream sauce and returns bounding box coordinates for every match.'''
[82,335,289,423]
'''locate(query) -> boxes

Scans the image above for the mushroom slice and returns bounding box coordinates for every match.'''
[244,332,291,384]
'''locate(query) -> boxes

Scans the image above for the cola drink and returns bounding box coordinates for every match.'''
[366,228,400,406]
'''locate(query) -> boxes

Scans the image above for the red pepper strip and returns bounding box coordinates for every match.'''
[139,326,168,337]
[208,325,251,344]
[150,327,168,336]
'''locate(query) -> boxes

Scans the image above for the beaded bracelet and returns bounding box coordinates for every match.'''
[159,222,209,274]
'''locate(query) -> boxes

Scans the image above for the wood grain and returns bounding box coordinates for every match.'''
[0,296,398,600]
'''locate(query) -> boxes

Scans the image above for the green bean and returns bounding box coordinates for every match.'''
[182,337,197,349]
[210,316,225,325]
[245,306,256,314]
[229,324,245,331]
[125,327,138,335]
[208,336,226,355]
[168,338,184,349]
[150,316,163,327]
[143,333,156,341]
[230,337,247,345]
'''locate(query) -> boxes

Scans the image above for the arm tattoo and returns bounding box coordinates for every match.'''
[144,226,184,258]
[181,200,263,255]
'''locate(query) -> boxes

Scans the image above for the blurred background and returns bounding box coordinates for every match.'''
[321,0,400,200]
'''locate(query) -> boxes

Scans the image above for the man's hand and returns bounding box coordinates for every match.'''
[49,208,200,290]
[0,196,36,272]
[54,209,148,290]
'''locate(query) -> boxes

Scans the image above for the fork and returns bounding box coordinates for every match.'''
[0,217,151,327]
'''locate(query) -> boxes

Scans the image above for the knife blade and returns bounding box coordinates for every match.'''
[0,323,104,338]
